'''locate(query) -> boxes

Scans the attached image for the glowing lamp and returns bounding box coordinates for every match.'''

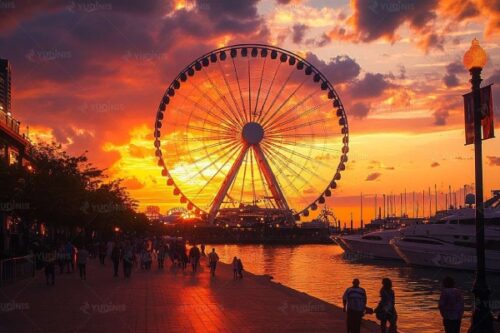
[463,38,487,70]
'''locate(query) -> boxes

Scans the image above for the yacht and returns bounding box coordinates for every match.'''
[391,205,500,272]
[334,228,404,260]
[334,216,423,260]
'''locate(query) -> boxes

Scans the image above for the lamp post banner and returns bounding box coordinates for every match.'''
[463,84,494,145]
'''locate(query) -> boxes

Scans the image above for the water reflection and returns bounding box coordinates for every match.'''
[213,244,500,333]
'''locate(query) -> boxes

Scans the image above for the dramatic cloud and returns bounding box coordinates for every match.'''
[433,109,449,126]
[326,0,500,51]
[350,102,370,119]
[487,156,500,166]
[305,53,360,84]
[292,23,309,44]
[349,73,394,98]
[431,162,440,168]
[442,61,466,88]
[365,172,381,181]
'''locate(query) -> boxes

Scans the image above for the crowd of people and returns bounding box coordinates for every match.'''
[342,276,464,333]
[38,236,245,285]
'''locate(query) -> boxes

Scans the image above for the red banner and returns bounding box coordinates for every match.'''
[463,84,495,145]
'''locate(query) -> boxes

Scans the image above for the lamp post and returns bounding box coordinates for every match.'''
[463,38,494,333]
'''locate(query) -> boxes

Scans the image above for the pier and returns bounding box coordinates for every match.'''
[0,257,379,332]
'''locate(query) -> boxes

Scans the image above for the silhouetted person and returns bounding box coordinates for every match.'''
[57,244,66,274]
[439,276,464,333]
[111,244,121,277]
[64,241,75,273]
[342,278,366,333]
[123,246,134,278]
[200,244,206,256]
[237,258,244,278]
[232,256,239,279]
[208,248,219,277]
[77,246,89,280]
[157,244,166,269]
[375,278,397,333]
[189,245,201,273]
[44,247,56,286]
[98,242,106,265]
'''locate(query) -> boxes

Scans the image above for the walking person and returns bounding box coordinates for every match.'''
[189,244,201,273]
[123,245,134,278]
[375,278,397,333]
[439,276,464,333]
[111,243,121,277]
[342,278,367,333]
[77,246,89,280]
[208,248,219,277]
[57,244,66,274]
[44,246,56,286]
[237,258,244,278]
[157,243,166,270]
[200,244,206,256]
[64,241,75,273]
[232,256,238,279]
[98,241,106,265]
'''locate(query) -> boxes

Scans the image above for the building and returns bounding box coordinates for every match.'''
[0,58,30,167]
[0,58,32,256]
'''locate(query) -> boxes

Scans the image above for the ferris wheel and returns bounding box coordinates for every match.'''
[154,44,349,223]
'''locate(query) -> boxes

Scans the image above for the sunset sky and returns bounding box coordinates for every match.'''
[1,0,499,225]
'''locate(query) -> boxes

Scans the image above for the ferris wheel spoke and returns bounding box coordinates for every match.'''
[202,69,244,128]
[258,144,306,206]
[239,151,249,204]
[189,141,242,181]
[207,145,250,222]
[231,57,248,123]
[194,143,244,197]
[266,98,329,133]
[177,92,238,131]
[261,75,310,128]
[217,62,247,126]
[258,66,296,125]
[263,140,331,171]
[252,144,290,210]
[263,146,310,197]
[248,58,252,123]
[255,153,271,206]
[266,118,326,136]
[255,62,281,123]
[187,123,235,136]
[188,139,236,154]
[250,149,257,203]
[188,80,241,130]
[262,142,330,184]
[178,134,235,142]
[265,137,340,153]
[252,56,267,122]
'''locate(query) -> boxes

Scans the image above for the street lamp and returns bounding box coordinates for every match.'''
[463,38,494,333]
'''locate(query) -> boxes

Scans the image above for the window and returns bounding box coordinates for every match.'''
[401,238,443,245]
[361,235,382,241]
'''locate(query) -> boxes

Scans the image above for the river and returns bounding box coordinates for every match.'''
[211,244,500,333]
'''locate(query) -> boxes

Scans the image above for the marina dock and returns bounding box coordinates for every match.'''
[0,257,380,332]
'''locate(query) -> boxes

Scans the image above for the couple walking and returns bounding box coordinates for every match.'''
[342,278,397,333]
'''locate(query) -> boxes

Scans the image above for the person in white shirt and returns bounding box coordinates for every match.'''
[342,278,367,333]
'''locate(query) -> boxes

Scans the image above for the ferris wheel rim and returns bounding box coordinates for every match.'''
[154,43,350,219]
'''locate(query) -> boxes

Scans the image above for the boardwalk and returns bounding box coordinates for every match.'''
[0,256,380,333]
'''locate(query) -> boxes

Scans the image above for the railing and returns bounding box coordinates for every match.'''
[0,110,20,134]
[0,255,35,287]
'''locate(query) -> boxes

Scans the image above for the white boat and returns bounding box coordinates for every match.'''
[334,216,424,260]
[334,229,403,260]
[391,206,500,272]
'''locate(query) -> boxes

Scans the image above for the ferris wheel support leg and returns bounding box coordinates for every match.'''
[252,144,292,221]
[207,145,249,224]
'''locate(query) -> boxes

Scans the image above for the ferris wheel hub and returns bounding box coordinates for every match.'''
[242,121,264,145]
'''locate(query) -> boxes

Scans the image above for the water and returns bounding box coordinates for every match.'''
[212,244,500,333]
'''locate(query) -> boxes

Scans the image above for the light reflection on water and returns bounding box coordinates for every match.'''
[213,244,500,333]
